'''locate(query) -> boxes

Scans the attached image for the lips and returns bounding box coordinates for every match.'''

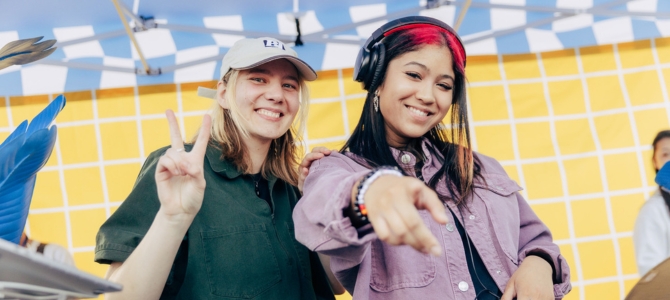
[256,108,282,118]
[405,105,432,117]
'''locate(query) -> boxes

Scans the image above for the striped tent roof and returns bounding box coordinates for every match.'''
[1,0,669,96]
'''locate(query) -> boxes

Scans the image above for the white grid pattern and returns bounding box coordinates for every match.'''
[2,40,668,299]
[536,51,586,300]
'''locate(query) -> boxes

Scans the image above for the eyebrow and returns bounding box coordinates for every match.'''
[404,61,454,81]
[248,68,299,83]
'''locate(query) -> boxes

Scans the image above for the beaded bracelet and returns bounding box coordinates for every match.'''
[351,166,403,224]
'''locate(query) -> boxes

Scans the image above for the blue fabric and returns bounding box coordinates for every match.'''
[0,95,65,243]
[657,163,670,191]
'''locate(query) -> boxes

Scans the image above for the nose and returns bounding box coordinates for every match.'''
[415,81,435,105]
[264,81,285,103]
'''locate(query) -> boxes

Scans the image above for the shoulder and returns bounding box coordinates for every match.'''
[474,151,509,177]
[639,192,667,217]
[310,151,368,172]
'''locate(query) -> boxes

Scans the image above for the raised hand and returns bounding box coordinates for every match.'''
[298,147,336,192]
[155,110,211,223]
[361,175,449,256]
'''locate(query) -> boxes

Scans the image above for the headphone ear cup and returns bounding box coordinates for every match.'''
[354,47,370,83]
[366,43,386,91]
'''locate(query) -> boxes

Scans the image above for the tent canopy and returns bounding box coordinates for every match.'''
[1,0,669,96]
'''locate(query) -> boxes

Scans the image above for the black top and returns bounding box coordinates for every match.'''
[450,210,502,300]
[251,173,272,211]
[413,154,501,299]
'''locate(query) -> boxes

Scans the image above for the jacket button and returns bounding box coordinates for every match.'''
[401,154,411,164]
[458,281,469,291]
[446,223,455,232]
[469,214,475,220]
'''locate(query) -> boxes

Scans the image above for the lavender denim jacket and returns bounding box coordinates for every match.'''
[293,140,571,300]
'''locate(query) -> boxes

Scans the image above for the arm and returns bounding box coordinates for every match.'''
[293,153,374,266]
[633,199,668,276]
[294,154,447,264]
[503,192,571,300]
[104,111,211,300]
[105,212,190,298]
[317,253,345,295]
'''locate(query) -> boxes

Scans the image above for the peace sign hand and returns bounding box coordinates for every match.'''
[155,110,212,224]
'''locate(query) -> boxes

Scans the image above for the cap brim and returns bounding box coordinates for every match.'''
[233,55,317,81]
[197,87,217,99]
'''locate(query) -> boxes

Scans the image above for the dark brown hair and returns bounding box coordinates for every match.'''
[341,25,481,208]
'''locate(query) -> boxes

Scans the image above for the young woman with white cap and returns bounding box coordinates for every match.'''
[95,37,338,300]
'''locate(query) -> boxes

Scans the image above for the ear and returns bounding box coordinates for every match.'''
[216,80,230,109]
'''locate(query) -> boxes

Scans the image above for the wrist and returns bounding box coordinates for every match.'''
[156,208,196,231]
[347,167,403,227]
[524,255,553,276]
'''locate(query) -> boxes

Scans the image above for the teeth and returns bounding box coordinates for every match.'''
[257,109,280,118]
[408,106,428,117]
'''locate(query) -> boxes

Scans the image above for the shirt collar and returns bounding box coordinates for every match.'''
[204,144,278,183]
[390,137,438,168]
[205,144,242,179]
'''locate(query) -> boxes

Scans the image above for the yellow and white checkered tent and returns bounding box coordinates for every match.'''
[3,1,670,299]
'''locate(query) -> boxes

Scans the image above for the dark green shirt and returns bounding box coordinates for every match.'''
[95,144,334,300]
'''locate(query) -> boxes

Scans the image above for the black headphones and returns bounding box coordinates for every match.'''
[353,16,466,91]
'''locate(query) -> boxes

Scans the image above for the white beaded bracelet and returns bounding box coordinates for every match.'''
[352,167,403,223]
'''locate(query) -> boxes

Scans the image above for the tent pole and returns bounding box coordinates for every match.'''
[111,0,151,74]
[453,0,471,32]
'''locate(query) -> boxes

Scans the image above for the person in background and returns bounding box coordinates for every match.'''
[19,231,74,266]
[294,16,571,300]
[634,130,670,276]
[94,37,341,299]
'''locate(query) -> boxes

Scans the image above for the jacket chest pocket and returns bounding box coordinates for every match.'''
[475,174,522,264]
[201,224,281,299]
[369,211,436,292]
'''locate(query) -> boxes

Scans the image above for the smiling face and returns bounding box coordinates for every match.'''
[377,44,455,147]
[216,59,301,145]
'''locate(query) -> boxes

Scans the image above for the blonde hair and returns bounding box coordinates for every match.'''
[194,68,310,186]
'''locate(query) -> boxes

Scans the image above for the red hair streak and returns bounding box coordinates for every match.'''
[383,23,466,71]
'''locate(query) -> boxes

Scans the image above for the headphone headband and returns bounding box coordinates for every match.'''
[354,16,466,90]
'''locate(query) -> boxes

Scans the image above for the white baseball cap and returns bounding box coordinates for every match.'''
[198,37,317,99]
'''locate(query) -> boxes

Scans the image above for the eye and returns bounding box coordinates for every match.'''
[249,77,265,83]
[438,83,453,91]
[283,83,297,90]
[405,72,421,79]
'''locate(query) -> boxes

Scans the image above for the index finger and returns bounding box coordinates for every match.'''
[190,114,212,157]
[415,188,448,225]
[165,110,184,150]
[393,201,442,256]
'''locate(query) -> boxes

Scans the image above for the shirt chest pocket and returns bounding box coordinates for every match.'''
[201,224,281,299]
[475,174,523,265]
[369,211,436,292]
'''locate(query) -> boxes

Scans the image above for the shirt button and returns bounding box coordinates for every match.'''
[458,281,469,291]
[401,154,411,164]
[469,215,475,220]
[496,270,501,274]
[446,223,455,232]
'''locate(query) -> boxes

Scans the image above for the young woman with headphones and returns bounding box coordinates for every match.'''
[294,16,571,299]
